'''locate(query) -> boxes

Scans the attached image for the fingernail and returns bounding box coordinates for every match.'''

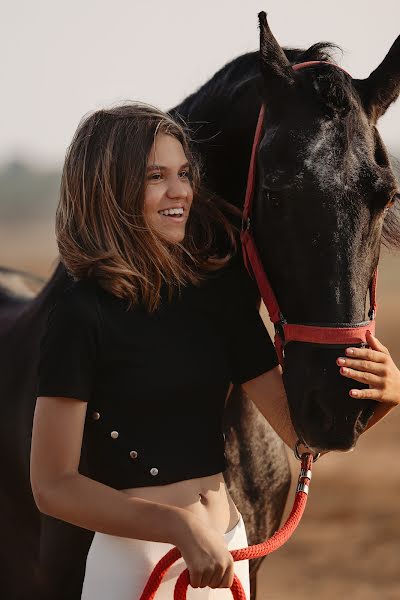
[337,358,346,365]
[346,348,354,355]
[350,389,359,397]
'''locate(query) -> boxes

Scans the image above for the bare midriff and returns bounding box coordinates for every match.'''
[120,472,240,536]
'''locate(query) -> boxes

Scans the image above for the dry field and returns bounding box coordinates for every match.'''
[1,221,399,600]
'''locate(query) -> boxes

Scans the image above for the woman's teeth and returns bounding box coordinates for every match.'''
[158,208,184,217]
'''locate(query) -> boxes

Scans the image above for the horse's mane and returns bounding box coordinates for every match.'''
[176,43,340,111]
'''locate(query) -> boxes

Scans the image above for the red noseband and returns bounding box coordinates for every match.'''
[240,61,377,366]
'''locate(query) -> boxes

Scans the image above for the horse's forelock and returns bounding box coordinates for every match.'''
[286,42,342,65]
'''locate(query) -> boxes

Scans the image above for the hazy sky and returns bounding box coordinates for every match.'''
[2,0,399,167]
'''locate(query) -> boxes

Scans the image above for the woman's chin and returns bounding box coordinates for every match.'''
[163,228,186,244]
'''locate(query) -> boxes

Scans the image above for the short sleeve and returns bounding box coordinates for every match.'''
[36,283,100,402]
[216,255,279,385]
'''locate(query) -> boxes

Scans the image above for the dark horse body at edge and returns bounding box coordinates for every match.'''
[0,13,399,600]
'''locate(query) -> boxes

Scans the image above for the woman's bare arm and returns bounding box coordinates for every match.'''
[241,365,298,451]
[30,396,194,544]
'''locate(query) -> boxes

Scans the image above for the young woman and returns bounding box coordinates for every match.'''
[30,103,400,600]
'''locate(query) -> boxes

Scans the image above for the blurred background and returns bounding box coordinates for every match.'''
[1,1,399,598]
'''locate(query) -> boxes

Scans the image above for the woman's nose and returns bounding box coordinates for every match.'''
[166,177,188,199]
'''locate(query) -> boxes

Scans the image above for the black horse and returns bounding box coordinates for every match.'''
[1,12,399,600]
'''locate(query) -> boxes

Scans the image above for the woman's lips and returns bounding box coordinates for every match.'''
[159,213,186,223]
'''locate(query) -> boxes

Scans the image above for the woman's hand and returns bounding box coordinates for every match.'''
[336,331,400,429]
[173,513,235,590]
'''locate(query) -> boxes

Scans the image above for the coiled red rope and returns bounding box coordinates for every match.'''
[139,452,315,600]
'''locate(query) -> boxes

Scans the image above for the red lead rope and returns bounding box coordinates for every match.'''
[139,453,314,600]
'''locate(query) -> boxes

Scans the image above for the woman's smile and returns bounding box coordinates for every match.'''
[157,205,187,222]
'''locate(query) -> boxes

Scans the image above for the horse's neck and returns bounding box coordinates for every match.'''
[172,85,260,209]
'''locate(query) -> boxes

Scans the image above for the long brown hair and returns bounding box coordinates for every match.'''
[56,102,241,312]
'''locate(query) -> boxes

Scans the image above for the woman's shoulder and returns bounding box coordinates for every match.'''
[48,276,101,325]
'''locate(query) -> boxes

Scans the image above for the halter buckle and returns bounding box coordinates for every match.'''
[294,439,321,463]
[274,312,287,343]
[241,216,251,234]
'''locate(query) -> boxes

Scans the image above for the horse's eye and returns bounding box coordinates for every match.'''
[265,190,281,208]
[384,192,399,212]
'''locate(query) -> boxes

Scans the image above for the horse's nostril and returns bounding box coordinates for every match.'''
[305,389,334,432]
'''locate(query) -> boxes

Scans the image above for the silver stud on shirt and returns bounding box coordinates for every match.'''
[129,450,138,459]
[150,467,159,476]
[110,431,119,439]
[92,411,100,420]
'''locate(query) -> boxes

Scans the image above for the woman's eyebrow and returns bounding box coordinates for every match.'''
[147,162,190,171]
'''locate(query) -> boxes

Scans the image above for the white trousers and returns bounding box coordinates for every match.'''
[81,513,250,600]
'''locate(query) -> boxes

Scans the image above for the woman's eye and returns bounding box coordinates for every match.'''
[148,172,162,181]
[179,170,191,179]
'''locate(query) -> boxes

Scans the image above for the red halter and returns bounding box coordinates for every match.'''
[241,61,377,366]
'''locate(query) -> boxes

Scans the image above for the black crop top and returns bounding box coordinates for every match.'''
[36,253,279,489]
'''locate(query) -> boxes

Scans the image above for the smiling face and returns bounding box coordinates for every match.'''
[144,132,194,244]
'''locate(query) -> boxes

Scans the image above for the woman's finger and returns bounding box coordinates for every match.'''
[349,387,382,400]
[337,357,387,376]
[340,366,382,387]
[345,346,387,363]
[218,563,235,589]
[365,331,390,355]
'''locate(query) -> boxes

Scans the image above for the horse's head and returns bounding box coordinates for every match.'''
[253,13,400,452]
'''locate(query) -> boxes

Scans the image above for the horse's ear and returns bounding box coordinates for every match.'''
[258,11,294,105]
[353,36,400,123]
